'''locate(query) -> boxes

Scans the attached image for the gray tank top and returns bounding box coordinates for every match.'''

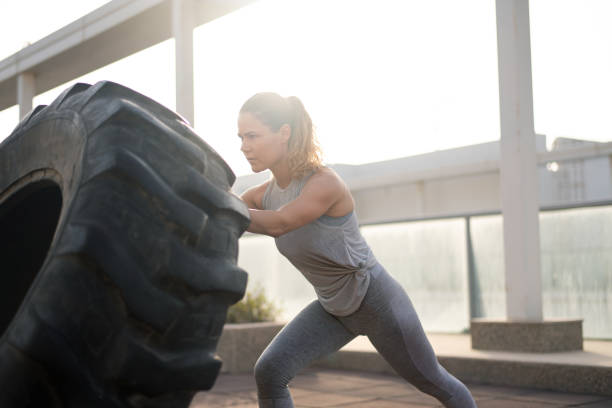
[262,173,377,316]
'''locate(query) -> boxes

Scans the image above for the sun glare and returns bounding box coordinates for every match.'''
[1,0,611,178]
[194,0,501,176]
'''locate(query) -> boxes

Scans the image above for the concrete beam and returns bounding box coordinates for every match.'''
[496,0,542,321]
[233,138,612,196]
[0,0,257,112]
[538,141,612,163]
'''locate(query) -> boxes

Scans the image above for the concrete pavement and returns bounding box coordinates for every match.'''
[189,368,612,407]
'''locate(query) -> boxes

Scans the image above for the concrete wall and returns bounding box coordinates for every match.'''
[352,172,501,224]
[233,136,612,224]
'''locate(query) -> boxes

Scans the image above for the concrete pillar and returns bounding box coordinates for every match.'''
[17,72,35,119]
[496,0,542,321]
[472,1,584,349]
[172,0,195,125]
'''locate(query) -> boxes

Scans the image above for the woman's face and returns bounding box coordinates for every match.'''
[238,112,290,173]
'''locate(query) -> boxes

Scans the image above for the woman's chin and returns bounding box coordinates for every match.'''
[250,164,265,173]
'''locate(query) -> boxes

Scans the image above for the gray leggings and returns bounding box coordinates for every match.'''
[254,266,476,408]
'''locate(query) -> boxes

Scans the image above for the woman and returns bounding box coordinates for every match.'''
[238,92,476,408]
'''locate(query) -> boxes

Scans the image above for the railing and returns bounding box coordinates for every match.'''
[238,199,612,339]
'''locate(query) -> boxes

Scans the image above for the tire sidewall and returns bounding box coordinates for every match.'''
[0,110,87,343]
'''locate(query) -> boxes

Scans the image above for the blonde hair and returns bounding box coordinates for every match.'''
[239,92,322,178]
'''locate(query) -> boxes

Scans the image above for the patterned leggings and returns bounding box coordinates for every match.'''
[254,266,477,408]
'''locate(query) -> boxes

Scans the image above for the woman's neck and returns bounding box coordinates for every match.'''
[270,161,292,189]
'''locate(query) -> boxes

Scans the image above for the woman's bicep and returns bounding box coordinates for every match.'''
[240,181,268,209]
[240,190,257,208]
[277,174,341,230]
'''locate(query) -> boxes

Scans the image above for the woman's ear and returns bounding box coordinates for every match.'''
[280,124,291,144]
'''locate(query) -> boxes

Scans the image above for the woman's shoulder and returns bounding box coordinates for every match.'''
[307,166,345,188]
[305,166,353,216]
[304,167,351,201]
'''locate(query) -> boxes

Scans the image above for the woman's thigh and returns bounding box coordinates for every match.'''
[255,300,356,385]
[339,269,453,401]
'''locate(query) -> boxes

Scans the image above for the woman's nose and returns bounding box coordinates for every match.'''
[240,139,249,153]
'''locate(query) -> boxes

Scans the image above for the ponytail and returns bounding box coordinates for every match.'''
[240,92,322,178]
[285,96,322,178]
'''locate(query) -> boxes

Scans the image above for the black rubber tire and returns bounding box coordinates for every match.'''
[0,81,250,407]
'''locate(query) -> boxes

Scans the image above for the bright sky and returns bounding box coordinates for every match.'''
[0,0,611,177]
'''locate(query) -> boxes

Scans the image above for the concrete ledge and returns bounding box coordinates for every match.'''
[312,349,612,397]
[440,356,612,396]
[311,334,612,397]
[216,322,284,373]
[470,319,583,352]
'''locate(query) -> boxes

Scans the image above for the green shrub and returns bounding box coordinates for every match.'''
[226,285,281,323]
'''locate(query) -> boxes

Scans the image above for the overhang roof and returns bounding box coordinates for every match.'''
[0,0,256,111]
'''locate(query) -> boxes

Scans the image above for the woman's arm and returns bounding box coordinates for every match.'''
[240,180,270,210]
[246,169,353,237]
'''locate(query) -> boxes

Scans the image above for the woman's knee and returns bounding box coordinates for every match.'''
[254,352,294,401]
[254,353,286,386]
[254,353,272,380]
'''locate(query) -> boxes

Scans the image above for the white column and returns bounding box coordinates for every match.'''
[496,0,542,321]
[17,72,35,119]
[172,0,195,125]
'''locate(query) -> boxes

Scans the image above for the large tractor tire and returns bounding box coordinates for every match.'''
[0,81,250,407]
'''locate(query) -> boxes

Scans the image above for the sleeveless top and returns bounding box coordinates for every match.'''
[261,173,377,316]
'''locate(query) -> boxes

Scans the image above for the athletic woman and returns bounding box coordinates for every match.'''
[238,92,477,408]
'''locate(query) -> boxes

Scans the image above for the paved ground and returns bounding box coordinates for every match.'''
[189,368,612,407]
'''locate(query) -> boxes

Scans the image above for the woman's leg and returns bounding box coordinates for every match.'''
[340,267,476,408]
[254,300,356,408]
